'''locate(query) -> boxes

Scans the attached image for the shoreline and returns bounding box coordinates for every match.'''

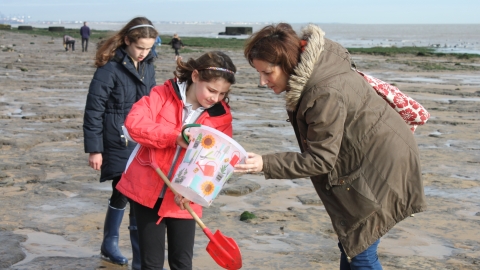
[2,23,480,54]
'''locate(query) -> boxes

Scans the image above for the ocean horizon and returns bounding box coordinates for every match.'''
[13,22,480,54]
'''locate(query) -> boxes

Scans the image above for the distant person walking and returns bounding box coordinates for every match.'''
[63,35,75,51]
[152,35,162,58]
[80,21,91,52]
[168,33,184,60]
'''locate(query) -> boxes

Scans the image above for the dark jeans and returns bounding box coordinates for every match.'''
[174,48,179,56]
[81,38,89,52]
[339,239,382,270]
[133,198,196,270]
[65,40,75,51]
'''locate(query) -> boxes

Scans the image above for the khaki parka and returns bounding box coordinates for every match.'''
[261,24,427,259]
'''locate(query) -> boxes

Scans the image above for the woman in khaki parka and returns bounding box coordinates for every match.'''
[235,23,427,270]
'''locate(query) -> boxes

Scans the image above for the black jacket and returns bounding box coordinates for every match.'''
[83,48,156,182]
[168,38,184,49]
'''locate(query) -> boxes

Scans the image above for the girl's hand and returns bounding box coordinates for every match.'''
[234,152,263,174]
[89,153,102,171]
[176,131,192,149]
[174,194,191,210]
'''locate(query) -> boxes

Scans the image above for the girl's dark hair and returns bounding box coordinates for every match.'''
[174,51,237,103]
[244,23,301,76]
[95,17,158,67]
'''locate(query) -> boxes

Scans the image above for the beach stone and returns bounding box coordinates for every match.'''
[221,179,261,196]
[5,63,13,69]
[0,231,27,268]
[429,131,443,138]
[0,177,15,187]
[297,193,323,205]
[475,212,480,216]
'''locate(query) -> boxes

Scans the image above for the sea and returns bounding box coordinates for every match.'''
[23,22,480,54]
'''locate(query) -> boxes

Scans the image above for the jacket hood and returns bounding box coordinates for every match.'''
[285,24,351,111]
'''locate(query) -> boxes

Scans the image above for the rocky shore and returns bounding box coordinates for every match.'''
[1,30,479,269]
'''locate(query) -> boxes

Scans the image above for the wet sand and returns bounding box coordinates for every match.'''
[1,31,479,269]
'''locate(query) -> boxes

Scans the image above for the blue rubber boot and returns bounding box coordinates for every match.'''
[129,214,141,270]
[100,202,128,265]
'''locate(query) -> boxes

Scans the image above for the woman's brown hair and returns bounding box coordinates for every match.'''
[94,17,158,67]
[244,23,301,76]
[174,51,237,103]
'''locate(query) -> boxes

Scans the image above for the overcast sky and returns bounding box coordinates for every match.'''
[1,0,479,24]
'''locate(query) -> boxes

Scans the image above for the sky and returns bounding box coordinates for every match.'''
[0,0,479,24]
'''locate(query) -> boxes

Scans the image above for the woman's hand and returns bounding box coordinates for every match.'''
[89,153,102,171]
[176,131,192,149]
[174,194,191,210]
[234,152,263,174]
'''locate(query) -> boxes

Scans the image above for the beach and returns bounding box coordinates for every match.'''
[0,29,479,270]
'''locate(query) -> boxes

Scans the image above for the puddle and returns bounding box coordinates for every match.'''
[407,94,480,103]
[239,230,335,253]
[12,229,96,267]
[381,227,453,259]
[240,233,295,252]
[218,175,322,212]
[424,186,480,200]
[370,73,480,85]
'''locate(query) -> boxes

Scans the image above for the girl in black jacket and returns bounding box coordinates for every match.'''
[168,33,185,60]
[82,17,158,270]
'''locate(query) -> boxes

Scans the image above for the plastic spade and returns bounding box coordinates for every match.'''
[135,146,242,269]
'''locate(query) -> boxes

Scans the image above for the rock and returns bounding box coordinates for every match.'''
[297,193,323,205]
[221,178,261,196]
[5,63,13,69]
[0,231,27,268]
[429,131,443,138]
[0,177,15,187]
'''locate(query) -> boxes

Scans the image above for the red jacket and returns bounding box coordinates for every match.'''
[116,79,233,220]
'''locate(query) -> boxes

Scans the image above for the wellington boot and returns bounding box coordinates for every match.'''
[100,201,128,265]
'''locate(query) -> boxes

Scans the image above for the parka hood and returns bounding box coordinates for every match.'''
[285,24,351,111]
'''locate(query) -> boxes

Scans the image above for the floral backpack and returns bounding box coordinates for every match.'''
[355,69,430,133]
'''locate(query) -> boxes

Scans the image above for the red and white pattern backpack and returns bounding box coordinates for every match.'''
[356,70,430,133]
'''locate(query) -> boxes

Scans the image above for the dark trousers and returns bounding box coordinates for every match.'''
[110,177,134,215]
[82,38,89,52]
[132,198,196,270]
[65,40,75,51]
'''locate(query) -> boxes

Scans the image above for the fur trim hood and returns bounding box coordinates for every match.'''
[285,24,325,111]
[285,24,351,111]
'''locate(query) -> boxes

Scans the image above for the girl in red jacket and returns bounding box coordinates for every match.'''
[116,51,236,269]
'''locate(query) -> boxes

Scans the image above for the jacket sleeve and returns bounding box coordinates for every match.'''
[83,66,115,153]
[124,85,179,149]
[262,86,345,179]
